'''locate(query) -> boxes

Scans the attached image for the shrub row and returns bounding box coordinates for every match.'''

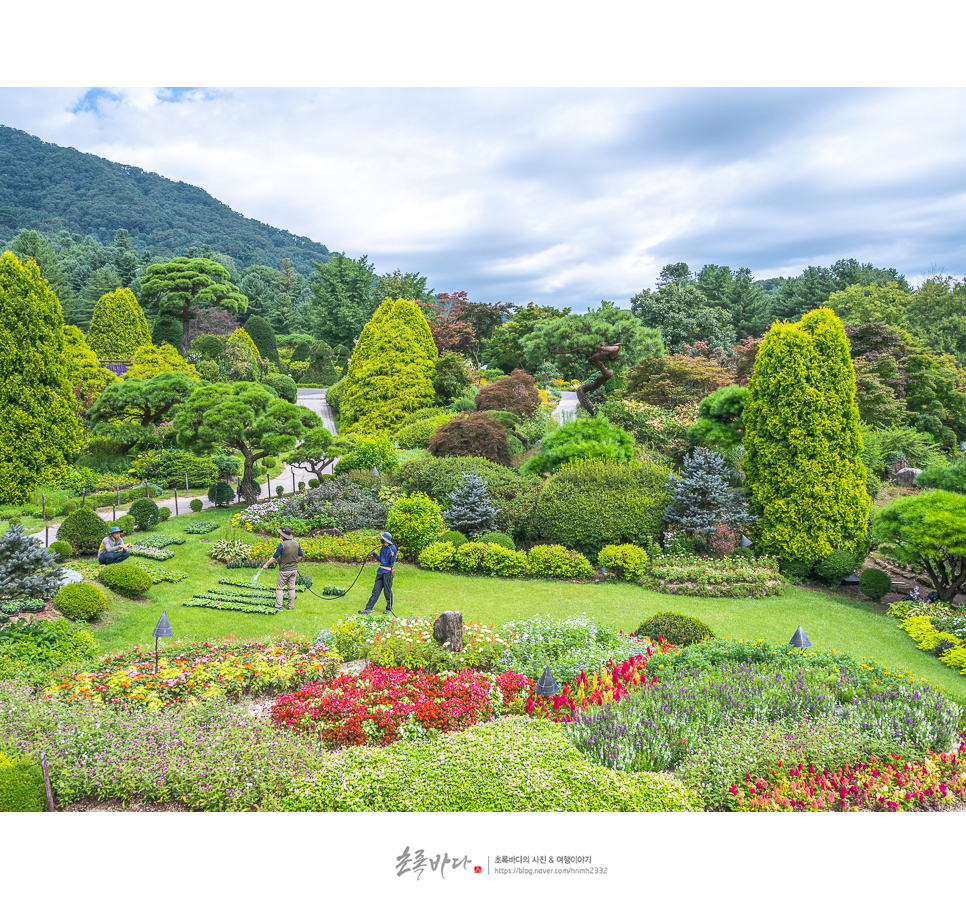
[418,540,597,580]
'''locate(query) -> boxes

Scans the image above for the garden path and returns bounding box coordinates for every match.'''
[553,390,578,423]
[30,388,339,547]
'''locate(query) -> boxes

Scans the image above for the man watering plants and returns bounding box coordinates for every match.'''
[261,526,303,611]
[363,531,396,614]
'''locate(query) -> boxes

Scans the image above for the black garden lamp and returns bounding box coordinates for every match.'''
[535,664,559,697]
[153,610,174,674]
[788,626,812,649]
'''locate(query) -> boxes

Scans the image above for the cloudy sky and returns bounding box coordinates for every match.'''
[2,18,965,311]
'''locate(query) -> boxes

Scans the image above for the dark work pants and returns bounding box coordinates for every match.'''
[366,570,393,611]
[98,550,130,565]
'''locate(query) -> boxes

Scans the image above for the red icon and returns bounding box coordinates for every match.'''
[474,866,482,874]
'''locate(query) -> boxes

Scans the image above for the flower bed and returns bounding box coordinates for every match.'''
[270,665,533,747]
[130,535,185,548]
[241,531,383,565]
[640,554,784,598]
[43,636,341,709]
[127,544,175,561]
[183,521,220,534]
[526,649,662,722]
[728,740,966,812]
[889,600,966,676]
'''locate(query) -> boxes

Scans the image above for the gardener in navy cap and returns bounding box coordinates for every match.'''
[98,526,131,565]
[363,531,397,614]
[262,526,304,611]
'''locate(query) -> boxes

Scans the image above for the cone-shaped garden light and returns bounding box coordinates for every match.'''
[789,626,812,649]
[153,610,174,673]
[535,664,559,697]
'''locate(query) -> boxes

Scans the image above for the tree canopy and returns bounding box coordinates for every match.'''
[87,287,151,360]
[87,372,200,448]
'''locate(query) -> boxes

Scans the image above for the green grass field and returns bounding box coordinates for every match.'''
[74,508,966,705]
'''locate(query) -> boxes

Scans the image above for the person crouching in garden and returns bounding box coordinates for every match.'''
[363,531,397,614]
[98,526,131,565]
[262,526,304,611]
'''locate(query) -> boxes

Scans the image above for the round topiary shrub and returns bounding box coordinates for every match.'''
[597,544,649,581]
[0,753,46,812]
[208,482,234,506]
[635,612,714,647]
[527,544,594,580]
[264,373,297,403]
[48,540,73,561]
[427,412,512,466]
[480,544,529,577]
[158,506,172,522]
[129,497,161,531]
[418,541,457,571]
[61,499,79,515]
[534,459,670,562]
[53,582,108,621]
[437,530,468,549]
[814,548,857,586]
[386,491,444,557]
[455,541,488,573]
[475,531,514,550]
[190,498,204,513]
[308,479,320,489]
[115,514,136,536]
[99,562,152,599]
[58,507,110,554]
[859,567,892,602]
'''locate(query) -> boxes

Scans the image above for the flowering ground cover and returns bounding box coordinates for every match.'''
[43,636,340,709]
[271,665,533,747]
[182,521,221,534]
[640,554,784,598]
[888,600,966,677]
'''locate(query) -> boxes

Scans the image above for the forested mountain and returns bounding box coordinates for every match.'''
[0,125,330,275]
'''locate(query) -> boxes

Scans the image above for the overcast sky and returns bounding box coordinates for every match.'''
[2,34,966,311]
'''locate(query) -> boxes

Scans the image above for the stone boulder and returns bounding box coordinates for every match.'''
[433,610,464,652]
[892,467,922,486]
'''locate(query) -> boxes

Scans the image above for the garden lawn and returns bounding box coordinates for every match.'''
[79,510,966,707]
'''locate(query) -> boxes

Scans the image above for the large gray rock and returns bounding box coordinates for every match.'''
[892,467,922,486]
[433,610,464,652]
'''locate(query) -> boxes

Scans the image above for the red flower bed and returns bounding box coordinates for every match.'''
[525,648,661,722]
[729,740,966,812]
[270,666,533,748]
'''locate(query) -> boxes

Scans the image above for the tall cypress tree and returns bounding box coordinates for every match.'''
[742,307,870,571]
[87,287,151,360]
[0,252,84,503]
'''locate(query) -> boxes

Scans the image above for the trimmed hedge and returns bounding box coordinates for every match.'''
[53,583,108,621]
[859,567,892,602]
[597,544,649,581]
[48,540,72,561]
[635,612,714,646]
[527,544,594,580]
[99,563,152,598]
[417,542,457,571]
[0,752,46,812]
[58,508,110,554]
[129,498,161,531]
[475,531,514,549]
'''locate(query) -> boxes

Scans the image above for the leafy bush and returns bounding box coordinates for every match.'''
[208,482,235,506]
[115,514,136,536]
[264,373,297,403]
[454,542,488,573]
[437,530,468,548]
[427,412,512,466]
[48,540,72,561]
[58,508,110,554]
[394,412,453,450]
[859,567,892,602]
[534,459,670,561]
[209,539,253,563]
[522,416,634,476]
[53,582,108,621]
[190,498,204,513]
[916,458,966,494]
[386,492,444,557]
[98,562,152,598]
[475,531,514,550]
[158,506,171,522]
[474,369,541,417]
[128,497,160,531]
[0,752,46,812]
[480,544,529,577]
[597,544,649,581]
[134,450,219,489]
[334,431,399,476]
[0,618,98,685]
[526,544,594,580]
[418,542,457,571]
[635,612,714,646]
[814,548,857,586]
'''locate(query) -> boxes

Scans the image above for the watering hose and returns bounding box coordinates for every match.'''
[296,549,375,601]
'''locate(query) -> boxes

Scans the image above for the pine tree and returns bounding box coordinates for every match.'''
[0,251,84,503]
[742,307,871,570]
[663,448,754,540]
[442,470,499,536]
[0,523,65,600]
[87,288,151,360]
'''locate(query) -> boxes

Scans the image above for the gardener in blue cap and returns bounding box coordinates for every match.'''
[98,526,131,565]
[363,531,397,614]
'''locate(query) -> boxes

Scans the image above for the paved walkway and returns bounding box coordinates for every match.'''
[31,388,339,546]
[552,390,578,423]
